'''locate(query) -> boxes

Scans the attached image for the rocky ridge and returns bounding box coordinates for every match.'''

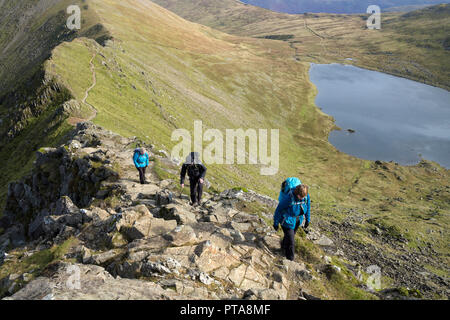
[0,122,322,300]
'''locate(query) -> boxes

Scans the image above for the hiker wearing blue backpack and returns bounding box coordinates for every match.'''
[273,178,311,261]
[133,147,150,184]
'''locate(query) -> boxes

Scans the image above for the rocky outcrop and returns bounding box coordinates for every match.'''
[3,123,120,243]
[4,263,183,300]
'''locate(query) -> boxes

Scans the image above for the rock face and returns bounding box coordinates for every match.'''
[3,122,120,242]
[4,263,183,300]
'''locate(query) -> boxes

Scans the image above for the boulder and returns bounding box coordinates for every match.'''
[86,249,125,266]
[119,212,177,241]
[28,214,62,239]
[127,236,171,255]
[282,258,305,271]
[164,225,198,247]
[82,207,111,226]
[227,264,247,286]
[158,204,196,225]
[262,235,281,251]
[228,221,252,233]
[49,196,80,216]
[155,190,173,206]
[142,262,172,276]
[192,241,237,273]
[313,235,334,247]
[4,263,182,300]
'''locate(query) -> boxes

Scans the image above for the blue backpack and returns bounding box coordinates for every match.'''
[278,177,302,203]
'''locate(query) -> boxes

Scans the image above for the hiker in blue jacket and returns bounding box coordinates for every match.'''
[133,147,150,184]
[273,184,310,261]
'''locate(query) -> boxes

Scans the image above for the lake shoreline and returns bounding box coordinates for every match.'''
[308,63,450,169]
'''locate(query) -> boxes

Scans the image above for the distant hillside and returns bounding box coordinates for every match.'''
[383,4,434,12]
[153,1,450,90]
[240,0,450,13]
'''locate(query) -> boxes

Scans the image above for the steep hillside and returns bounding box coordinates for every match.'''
[153,1,450,90]
[0,0,448,299]
[0,0,110,209]
[0,0,110,97]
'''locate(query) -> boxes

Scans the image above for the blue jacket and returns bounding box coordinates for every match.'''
[133,152,149,168]
[273,191,310,230]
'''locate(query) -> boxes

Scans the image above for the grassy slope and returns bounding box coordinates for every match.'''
[153,1,450,90]
[0,0,448,297]
[0,0,109,97]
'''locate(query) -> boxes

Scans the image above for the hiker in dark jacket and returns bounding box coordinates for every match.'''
[180,152,207,207]
[133,147,150,184]
[273,184,310,261]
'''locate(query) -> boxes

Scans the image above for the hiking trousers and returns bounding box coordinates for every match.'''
[137,166,147,184]
[281,218,301,261]
[189,177,203,204]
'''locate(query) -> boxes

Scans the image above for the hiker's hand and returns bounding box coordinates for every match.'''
[199,178,204,184]
[181,184,184,188]
[273,224,279,231]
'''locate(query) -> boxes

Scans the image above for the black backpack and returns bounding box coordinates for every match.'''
[187,163,201,177]
[186,152,202,178]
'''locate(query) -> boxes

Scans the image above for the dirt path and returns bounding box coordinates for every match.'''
[82,51,98,121]
[303,18,327,57]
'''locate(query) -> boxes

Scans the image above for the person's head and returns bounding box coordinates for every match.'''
[294,184,308,200]
[140,148,145,155]
[186,152,200,164]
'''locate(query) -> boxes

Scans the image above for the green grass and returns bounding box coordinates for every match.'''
[295,236,322,264]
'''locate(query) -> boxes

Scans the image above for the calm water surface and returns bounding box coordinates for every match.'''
[309,63,450,168]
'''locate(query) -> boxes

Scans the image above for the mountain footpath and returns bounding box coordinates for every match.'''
[1,122,447,300]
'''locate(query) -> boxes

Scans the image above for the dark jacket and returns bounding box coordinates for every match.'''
[180,162,207,184]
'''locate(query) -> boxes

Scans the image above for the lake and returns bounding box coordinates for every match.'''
[309,63,450,168]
